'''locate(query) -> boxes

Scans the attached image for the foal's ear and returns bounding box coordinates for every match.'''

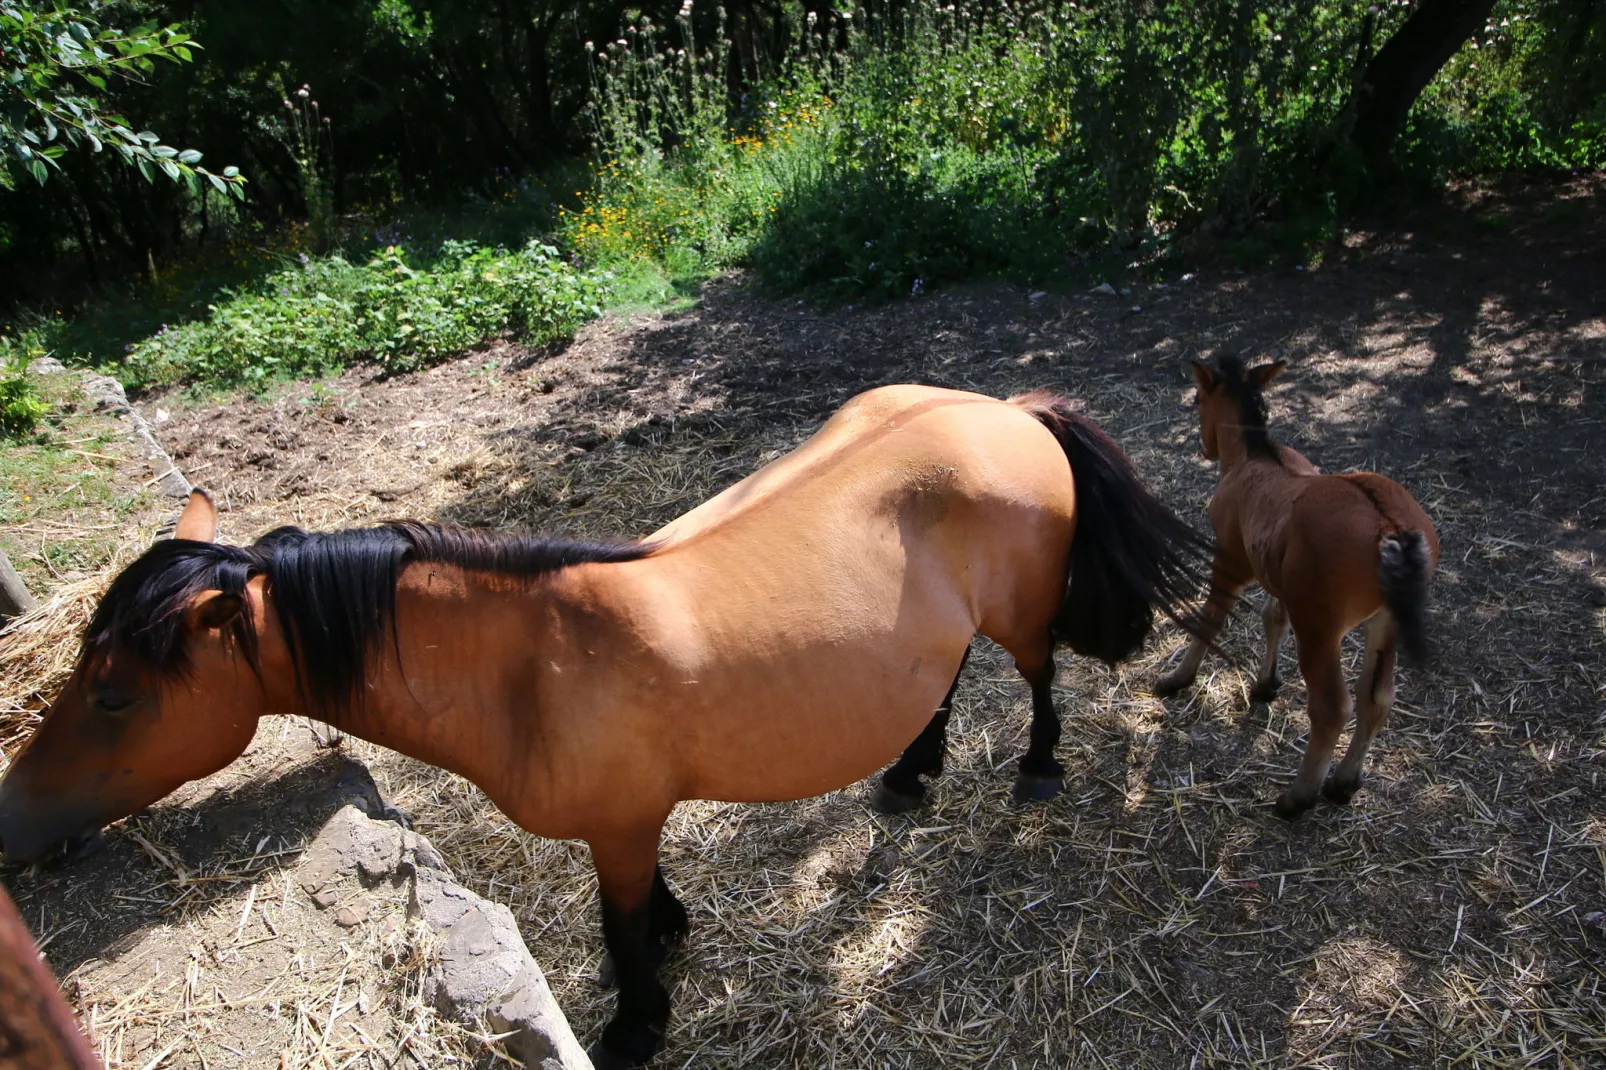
[185,590,244,632]
[173,488,218,543]
[1250,360,1288,387]
[1190,361,1218,390]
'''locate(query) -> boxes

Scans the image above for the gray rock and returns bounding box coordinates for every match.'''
[302,805,593,1070]
[25,356,67,375]
[1089,281,1117,296]
[71,370,191,501]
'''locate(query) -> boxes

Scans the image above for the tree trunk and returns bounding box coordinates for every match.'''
[0,547,34,626]
[1347,0,1497,169]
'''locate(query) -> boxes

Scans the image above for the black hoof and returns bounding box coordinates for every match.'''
[587,1039,647,1070]
[870,781,925,815]
[596,952,617,989]
[1322,775,1361,805]
[1013,773,1064,804]
[1249,678,1280,703]
[1272,792,1315,821]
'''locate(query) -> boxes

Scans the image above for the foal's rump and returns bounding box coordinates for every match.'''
[1284,471,1438,644]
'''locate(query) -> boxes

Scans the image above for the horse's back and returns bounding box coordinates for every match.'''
[651,384,1071,548]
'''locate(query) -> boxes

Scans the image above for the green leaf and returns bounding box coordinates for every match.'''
[178,148,202,164]
[27,157,46,184]
[158,157,179,179]
[221,165,239,178]
[151,143,177,158]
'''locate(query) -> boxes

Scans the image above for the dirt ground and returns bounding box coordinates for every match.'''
[4,174,1605,1068]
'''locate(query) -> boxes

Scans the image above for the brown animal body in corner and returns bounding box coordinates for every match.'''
[0,384,1210,1069]
[0,882,102,1069]
[1156,356,1439,818]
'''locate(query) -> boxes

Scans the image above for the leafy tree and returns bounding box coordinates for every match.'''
[0,0,243,196]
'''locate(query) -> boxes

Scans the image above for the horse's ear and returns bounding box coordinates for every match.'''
[1250,360,1288,387]
[185,590,243,632]
[1190,361,1217,390]
[174,488,218,543]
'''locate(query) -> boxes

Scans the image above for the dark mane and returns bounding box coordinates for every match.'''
[1215,354,1280,462]
[83,522,653,721]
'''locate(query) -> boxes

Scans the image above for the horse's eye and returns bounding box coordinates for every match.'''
[94,691,137,716]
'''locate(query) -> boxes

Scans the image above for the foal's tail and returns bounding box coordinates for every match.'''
[1379,530,1432,663]
[1012,393,1213,665]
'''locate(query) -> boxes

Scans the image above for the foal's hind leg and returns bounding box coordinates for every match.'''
[1274,632,1350,819]
[1324,613,1397,805]
[872,649,970,814]
[1013,650,1065,803]
[1250,595,1289,702]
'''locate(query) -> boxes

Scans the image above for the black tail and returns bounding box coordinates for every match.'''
[1379,530,1432,663]
[1014,394,1213,665]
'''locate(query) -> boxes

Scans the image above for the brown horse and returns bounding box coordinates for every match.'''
[0,384,1208,1068]
[1156,357,1438,818]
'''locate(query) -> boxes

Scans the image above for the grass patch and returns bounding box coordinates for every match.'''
[0,373,136,594]
[4,240,609,390]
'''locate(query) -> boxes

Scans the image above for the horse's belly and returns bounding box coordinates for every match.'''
[678,639,969,805]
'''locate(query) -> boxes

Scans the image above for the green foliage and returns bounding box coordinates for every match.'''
[0,373,46,437]
[569,0,1606,305]
[0,0,245,195]
[122,241,607,387]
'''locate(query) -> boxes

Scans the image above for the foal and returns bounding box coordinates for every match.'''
[1156,357,1438,817]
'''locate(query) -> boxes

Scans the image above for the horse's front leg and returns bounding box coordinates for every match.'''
[1155,557,1247,696]
[588,827,673,1069]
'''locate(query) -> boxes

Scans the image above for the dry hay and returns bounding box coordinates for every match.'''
[3,176,1605,1067]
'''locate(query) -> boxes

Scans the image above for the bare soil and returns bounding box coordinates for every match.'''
[4,174,1605,1068]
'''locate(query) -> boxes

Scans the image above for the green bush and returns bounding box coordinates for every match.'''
[0,375,47,438]
[125,240,607,387]
[568,0,1606,305]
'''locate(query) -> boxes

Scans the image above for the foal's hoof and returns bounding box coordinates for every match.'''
[1153,673,1193,698]
[870,781,925,815]
[1012,773,1064,804]
[1322,775,1362,806]
[1249,677,1280,703]
[1272,791,1316,821]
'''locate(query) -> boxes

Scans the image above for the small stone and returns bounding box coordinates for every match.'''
[334,906,364,928]
[310,887,339,909]
[1028,290,1049,301]
[1090,282,1117,296]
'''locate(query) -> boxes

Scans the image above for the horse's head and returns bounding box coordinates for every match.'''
[1189,357,1285,462]
[0,491,278,863]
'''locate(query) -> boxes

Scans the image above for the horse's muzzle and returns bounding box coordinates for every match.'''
[0,797,107,865]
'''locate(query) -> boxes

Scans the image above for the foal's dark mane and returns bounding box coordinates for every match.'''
[1214,355,1280,463]
[83,522,652,719]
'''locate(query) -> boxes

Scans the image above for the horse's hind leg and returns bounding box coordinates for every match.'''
[589,828,673,1069]
[1012,638,1064,803]
[1324,612,1397,805]
[1274,631,1350,819]
[872,649,969,814]
[1250,595,1289,702]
